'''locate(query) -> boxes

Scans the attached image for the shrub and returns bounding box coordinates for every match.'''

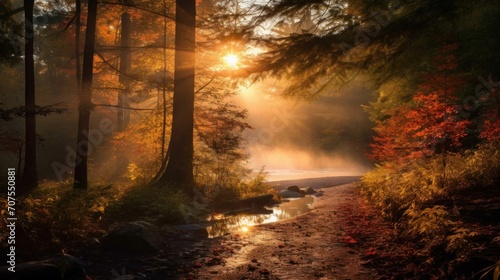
[105,185,188,225]
[361,142,499,273]
[0,182,119,247]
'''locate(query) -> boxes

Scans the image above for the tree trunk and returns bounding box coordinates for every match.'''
[116,12,131,177]
[20,0,37,193]
[75,0,81,93]
[150,2,169,183]
[159,0,196,191]
[73,0,97,189]
[117,12,131,132]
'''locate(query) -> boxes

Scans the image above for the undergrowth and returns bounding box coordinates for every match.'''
[0,182,120,246]
[0,182,188,248]
[361,143,500,278]
[0,169,274,249]
[105,185,188,225]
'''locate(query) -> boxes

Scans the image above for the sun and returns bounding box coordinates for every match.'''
[223,53,239,68]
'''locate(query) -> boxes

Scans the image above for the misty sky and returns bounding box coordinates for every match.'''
[233,78,374,177]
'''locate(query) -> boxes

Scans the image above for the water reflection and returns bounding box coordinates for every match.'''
[206,196,314,238]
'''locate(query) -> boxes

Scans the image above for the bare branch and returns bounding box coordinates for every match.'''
[93,103,154,111]
[98,1,175,21]
[45,12,78,38]
[0,6,24,20]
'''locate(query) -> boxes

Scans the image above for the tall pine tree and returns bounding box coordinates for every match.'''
[158,0,196,192]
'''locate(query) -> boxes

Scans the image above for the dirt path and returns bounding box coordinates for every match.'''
[189,183,378,280]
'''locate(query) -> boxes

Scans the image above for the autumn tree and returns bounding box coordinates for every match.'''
[369,44,470,163]
[0,1,71,189]
[195,99,251,191]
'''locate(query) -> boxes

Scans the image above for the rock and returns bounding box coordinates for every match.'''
[287,185,302,193]
[0,254,87,280]
[303,187,317,195]
[172,224,209,239]
[101,221,165,254]
[278,190,304,198]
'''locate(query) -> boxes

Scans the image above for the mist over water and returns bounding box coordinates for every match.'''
[234,78,374,181]
[248,147,368,181]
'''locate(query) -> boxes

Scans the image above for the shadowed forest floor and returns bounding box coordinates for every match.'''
[84,183,387,279]
[189,183,378,279]
[85,182,430,279]
[12,181,498,279]
[182,183,499,280]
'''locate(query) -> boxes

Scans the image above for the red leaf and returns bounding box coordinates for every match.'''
[365,249,377,256]
[344,236,357,244]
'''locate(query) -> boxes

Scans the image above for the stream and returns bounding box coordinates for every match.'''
[206,196,315,238]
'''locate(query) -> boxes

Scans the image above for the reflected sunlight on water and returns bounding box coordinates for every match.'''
[206,196,314,238]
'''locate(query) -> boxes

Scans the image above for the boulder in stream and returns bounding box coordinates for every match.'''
[287,186,303,193]
[303,187,317,195]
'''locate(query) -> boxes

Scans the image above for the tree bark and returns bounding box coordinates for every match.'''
[159,0,196,191]
[73,0,97,189]
[151,1,169,183]
[117,12,131,132]
[20,0,37,193]
[75,0,81,93]
[115,11,131,178]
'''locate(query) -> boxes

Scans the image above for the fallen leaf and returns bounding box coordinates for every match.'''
[365,249,377,256]
[344,236,357,244]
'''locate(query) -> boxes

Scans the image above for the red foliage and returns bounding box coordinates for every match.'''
[369,44,470,162]
[369,106,423,162]
[479,85,500,142]
[480,110,500,142]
